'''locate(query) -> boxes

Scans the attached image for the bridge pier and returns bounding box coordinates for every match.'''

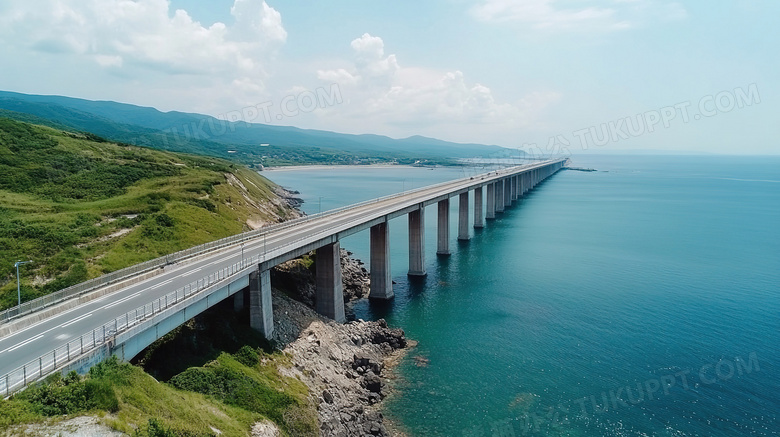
[504,178,512,208]
[496,180,505,213]
[233,289,245,312]
[408,208,426,276]
[486,183,495,219]
[437,199,451,254]
[458,192,470,241]
[474,186,484,228]
[370,222,393,299]
[519,173,525,197]
[510,176,517,202]
[249,269,274,338]
[315,242,346,322]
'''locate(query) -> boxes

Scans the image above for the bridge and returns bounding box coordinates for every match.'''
[0,158,567,397]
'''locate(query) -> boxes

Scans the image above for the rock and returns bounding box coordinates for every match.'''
[362,372,382,393]
[323,390,334,404]
[251,420,282,437]
[272,292,410,437]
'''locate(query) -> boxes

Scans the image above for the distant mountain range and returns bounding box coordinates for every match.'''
[0,90,517,165]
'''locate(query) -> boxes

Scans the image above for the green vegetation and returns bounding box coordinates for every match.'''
[0,92,515,166]
[0,353,316,436]
[0,118,296,311]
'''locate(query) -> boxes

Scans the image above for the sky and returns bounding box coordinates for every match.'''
[0,0,778,155]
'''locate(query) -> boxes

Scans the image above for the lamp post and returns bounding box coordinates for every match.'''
[14,260,32,308]
[241,224,249,268]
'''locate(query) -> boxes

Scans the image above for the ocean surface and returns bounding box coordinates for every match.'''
[262,155,780,436]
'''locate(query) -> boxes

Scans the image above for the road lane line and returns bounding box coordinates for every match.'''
[1,334,44,354]
[59,313,92,328]
[150,278,175,289]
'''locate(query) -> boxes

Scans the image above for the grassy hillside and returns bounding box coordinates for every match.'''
[0,118,297,311]
[0,90,519,165]
[0,351,317,436]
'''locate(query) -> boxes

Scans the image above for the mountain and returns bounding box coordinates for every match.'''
[0,91,516,165]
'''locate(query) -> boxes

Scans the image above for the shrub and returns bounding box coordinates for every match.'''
[233,346,259,367]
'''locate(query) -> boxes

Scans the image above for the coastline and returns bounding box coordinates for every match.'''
[262,164,419,172]
[269,251,411,436]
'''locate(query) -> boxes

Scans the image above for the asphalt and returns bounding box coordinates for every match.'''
[0,159,563,378]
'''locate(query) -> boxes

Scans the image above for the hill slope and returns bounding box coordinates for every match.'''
[0,117,298,311]
[0,90,517,165]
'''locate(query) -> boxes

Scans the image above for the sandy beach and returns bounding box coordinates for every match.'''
[262,164,420,172]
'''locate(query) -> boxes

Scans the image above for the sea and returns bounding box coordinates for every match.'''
[262,155,780,436]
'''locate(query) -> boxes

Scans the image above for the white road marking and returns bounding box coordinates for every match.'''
[150,278,174,289]
[102,290,144,308]
[1,334,44,354]
[59,313,92,328]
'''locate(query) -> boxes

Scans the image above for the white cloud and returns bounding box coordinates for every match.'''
[471,0,686,32]
[313,34,561,143]
[0,0,285,93]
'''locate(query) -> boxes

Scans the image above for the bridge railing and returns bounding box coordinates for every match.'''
[0,194,411,397]
[0,254,265,398]
[0,159,566,397]
[0,160,562,325]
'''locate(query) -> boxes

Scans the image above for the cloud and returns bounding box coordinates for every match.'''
[0,0,285,81]
[471,0,686,32]
[314,34,561,141]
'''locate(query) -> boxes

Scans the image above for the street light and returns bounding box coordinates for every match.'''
[14,260,32,308]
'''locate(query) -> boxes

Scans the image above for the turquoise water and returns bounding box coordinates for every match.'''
[263,156,780,436]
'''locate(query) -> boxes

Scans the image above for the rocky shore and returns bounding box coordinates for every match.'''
[271,293,407,436]
[270,251,409,436]
[274,186,305,210]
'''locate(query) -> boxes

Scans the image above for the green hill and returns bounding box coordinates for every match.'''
[0,118,297,311]
[0,90,519,166]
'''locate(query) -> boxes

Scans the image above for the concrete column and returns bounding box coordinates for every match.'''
[496,180,505,213]
[510,176,517,201]
[458,191,469,241]
[315,242,345,322]
[437,198,450,255]
[233,289,245,312]
[250,269,274,338]
[473,186,484,228]
[504,178,512,208]
[408,208,426,276]
[486,183,495,219]
[518,173,524,197]
[370,222,393,299]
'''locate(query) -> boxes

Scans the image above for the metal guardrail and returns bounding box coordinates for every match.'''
[0,160,559,325]
[0,158,566,397]
[0,254,262,398]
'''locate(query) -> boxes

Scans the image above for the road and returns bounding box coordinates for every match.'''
[0,159,563,378]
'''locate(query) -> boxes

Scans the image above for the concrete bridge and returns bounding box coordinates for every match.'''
[0,158,566,396]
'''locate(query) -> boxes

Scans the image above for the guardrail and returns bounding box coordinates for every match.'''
[0,254,262,398]
[0,158,566,397]
[0,159,563,325]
